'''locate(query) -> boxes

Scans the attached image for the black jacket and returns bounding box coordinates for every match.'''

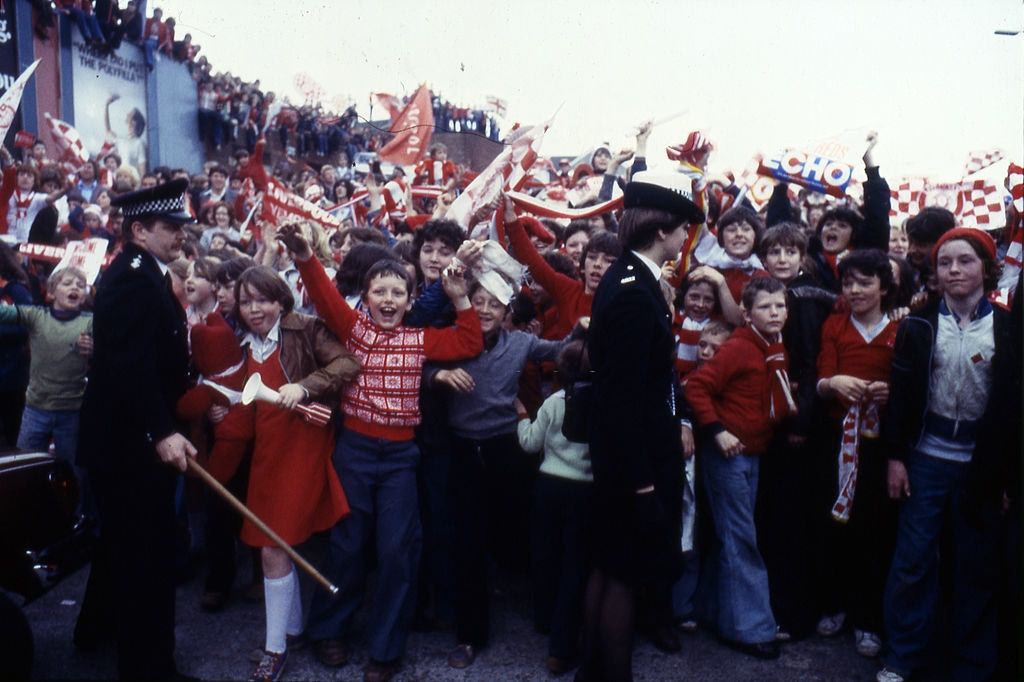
[589,251,681,495]
[882,296,1020,506]
[769,167,892,292]
[77,242,191,472]
[783,273,837,438]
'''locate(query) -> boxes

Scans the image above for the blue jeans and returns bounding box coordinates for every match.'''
[699,445,776,643]
[68,9,105,44]
[883,452,998,681]
[18,405,92,517]
[143,37,158,69]
[306,430,422,662]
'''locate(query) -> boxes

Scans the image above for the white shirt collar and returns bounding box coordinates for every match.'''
[850,314,890,344]
[154,258,169,277]
[241,317,282,363]
[630,250,663,282]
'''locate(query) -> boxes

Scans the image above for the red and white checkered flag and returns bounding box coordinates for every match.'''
[1007,162,1023,213]
[43,113,90,168]
[958,179,1005,229]
[889,178,927,224]
[964,148,1005,176]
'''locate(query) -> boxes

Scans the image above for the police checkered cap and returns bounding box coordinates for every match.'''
[112,178,194,223]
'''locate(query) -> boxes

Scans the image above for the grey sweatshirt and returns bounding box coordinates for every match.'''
[425,328,564,440]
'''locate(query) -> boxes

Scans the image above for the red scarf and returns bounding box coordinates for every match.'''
[754,328,796,422]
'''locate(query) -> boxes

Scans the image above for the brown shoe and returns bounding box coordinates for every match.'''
[313,638,350,668]
[447,643,476,669]
[363,658,400,682]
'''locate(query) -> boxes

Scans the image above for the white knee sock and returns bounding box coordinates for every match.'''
[286,567,303,636]
[264,570,295,653]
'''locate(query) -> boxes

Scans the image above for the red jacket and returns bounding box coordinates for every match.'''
[507,218,590,340]
[684,325,780,455]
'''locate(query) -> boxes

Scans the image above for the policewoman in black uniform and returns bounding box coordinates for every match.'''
[75,179,197,681]
[579,173,704,682]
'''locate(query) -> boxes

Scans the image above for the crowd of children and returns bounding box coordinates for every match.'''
[0,108,1019,682]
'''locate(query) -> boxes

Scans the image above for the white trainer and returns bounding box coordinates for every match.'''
[815,611,846,637]
[855,629,882,658]
[876,667,905,682]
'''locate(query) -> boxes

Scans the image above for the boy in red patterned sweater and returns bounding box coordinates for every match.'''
[277,223,482,681]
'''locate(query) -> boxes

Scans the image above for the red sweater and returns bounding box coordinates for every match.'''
[684,326,781,455]
[508,218,590,340]
[297,256,482,441]
[722,267,770,305]
[817,312,897,416]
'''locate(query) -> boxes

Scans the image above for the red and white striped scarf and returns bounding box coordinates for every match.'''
[673,313,708,378]
[831,401,880,523]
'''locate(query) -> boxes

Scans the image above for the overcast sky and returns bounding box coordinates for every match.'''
[158,0,1023,181]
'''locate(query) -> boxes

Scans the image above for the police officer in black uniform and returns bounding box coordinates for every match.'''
[579,173,704,682]
[74,179,197,681]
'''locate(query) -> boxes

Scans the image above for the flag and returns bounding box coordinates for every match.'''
[0,59,39,144]
[486,95,508,118]
[446,117,551,228]
[263,178,342,233]
[44,113,90,168]
[1007,162,1023,213]
[889,178,927,225]
[293,72,325,104]
[964,148,1005,176]
[371,92,404,122]
[378,84,434,167]
[957,179,1005,230]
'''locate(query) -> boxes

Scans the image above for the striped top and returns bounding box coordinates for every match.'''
[297,256,482,441]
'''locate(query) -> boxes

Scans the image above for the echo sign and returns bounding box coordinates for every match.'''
[759,150,853,197]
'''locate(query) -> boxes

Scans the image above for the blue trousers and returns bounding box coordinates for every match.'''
[699,445,776,644]
[883,452,998,681]
[306,430,422,662]
[18,405,92,518]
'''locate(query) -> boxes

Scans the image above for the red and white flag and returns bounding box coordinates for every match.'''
[44,113,90,168]
[486,96,508,118]
[293,72,325,104]
[446,118,552,229]
[378,84,434,167]
[964,148,1005,176]
[371,92,404,123]
[957,179,1005,229]
[0,59,39,145]
[1007,162,1023,213]
[889,178,927,225]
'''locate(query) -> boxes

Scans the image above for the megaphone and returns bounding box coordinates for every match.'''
[241,372,332,427]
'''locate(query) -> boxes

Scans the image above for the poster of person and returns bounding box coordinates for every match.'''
[70,38,148,174]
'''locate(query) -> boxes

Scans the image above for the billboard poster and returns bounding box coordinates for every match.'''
[70,38,148,174]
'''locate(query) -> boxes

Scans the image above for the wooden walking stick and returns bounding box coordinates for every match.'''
[186,458,339,595]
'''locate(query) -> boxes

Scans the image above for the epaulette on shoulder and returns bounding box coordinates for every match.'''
[619,263,637,285]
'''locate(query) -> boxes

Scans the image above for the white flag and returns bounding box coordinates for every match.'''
[0,59,41,144]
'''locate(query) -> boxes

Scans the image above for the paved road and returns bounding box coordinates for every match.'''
[23,541,889,682]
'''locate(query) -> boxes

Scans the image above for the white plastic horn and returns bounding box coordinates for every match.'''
[241,373,332,427]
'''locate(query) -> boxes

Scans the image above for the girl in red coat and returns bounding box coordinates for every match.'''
[234,266,361,682]
[813,249,899,659]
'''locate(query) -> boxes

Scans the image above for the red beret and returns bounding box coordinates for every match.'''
[931,227,997,267]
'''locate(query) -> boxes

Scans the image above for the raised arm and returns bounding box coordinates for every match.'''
[280,223,359,342]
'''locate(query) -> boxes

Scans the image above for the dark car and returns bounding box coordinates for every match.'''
[0,449,93,599]
[0,449,94,678]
